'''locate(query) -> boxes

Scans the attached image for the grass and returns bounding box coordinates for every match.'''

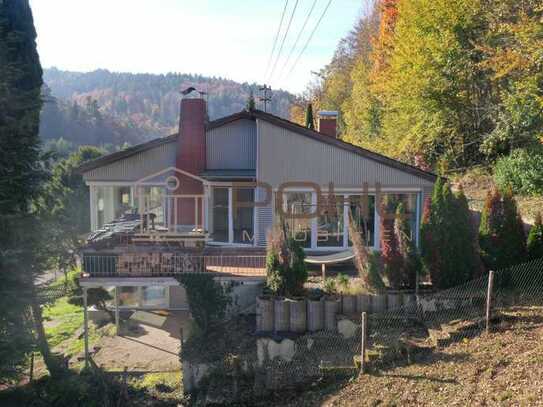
[128,371,183,404]
[43,297,83,348]
[42,281,116,364]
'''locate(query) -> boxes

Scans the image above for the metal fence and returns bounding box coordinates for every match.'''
[82,254,266,278]
[265,257,543,388]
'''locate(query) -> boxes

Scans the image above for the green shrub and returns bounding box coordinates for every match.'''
[527,213,543,261]
[421,179,481,289]
[265,224,307,297]
[479,188,526,286]
[494,149,543,196]
[176,274,232,332]
[322,278,337,296]
[335,273,350,293]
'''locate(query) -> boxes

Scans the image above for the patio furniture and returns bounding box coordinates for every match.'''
[304,249,354,280]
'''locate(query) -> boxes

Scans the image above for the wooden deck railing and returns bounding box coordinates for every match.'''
[82,253,266,278]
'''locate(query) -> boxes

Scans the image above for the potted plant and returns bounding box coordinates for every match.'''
[322,278,340,331]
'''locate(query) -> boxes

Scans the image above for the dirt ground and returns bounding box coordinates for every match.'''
[92,310,191,372]
[268,307,543,406]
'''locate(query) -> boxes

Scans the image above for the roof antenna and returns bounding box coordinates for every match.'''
[258,84,272,112]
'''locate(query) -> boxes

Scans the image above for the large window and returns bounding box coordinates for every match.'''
[141,286,168,308]
[115,286,169,309]
[233,188,254,244]
[348,195,376,247]
[211,187,255,244]
[212,188,229,242]
[317,195,344,247]
[278,191,409,250]
[379,193,418,242]
[284,192,313,248]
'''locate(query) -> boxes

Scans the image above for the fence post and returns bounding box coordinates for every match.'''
[486,270,495,335]
[83,287,89,369]
[29,352,34,382]
[360,311,367,374]
[115,286,120,336]
[321,264,326,281]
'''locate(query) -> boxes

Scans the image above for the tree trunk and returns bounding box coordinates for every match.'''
[30,295,61,378]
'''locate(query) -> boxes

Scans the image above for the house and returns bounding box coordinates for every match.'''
[78,93,437,312]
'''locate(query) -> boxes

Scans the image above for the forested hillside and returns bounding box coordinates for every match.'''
[294,0,543,173]
[41,68,294,151]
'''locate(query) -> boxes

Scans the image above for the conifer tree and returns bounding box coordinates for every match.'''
[421,179,480,289]
[527,213,543,261]
[395,202,420,289]
[479,188,526,284]
[0,0,61,380]
[380,200,403,289]
[305,103,315,130]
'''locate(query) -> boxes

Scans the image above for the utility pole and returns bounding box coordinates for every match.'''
[258,84,272,112]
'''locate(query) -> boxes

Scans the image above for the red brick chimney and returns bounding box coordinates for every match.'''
[318,111,338,138]
[175,97,207,227]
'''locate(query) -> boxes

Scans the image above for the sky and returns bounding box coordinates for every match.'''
[29,0,366,94]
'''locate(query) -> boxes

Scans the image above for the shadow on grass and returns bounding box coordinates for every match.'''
[0,364,181,407]
[374,371,459,384]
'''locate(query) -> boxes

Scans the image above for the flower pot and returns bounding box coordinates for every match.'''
[273,297,290,333]
[256,295,274,333]
[357,294,371,313]
[371,294,387,314]
[324,296,340,332]
[342,294,356,315]
[402,293,417,315]
[387,292,401,311]
[307,298,324,332]
[289,298,307,333]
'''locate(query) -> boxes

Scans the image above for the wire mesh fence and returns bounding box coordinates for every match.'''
[265,257,543,388]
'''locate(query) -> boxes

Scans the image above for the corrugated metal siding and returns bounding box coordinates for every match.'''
[206,119,256,170]
[83,141,177,182]
[257,120,435,188]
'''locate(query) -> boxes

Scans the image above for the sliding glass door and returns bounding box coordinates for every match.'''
[211,187,254,244]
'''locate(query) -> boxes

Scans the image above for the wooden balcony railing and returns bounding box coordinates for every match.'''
[82,253,266,278]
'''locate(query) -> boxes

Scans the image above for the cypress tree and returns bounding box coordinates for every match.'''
[527,213,543,261]
[395,202,420,289]
[421,179,480,289]
[0,0,61,380]
[479,187,526,286]
[421,178,444,287]
[305,103,315,130]
[380,200,403,289]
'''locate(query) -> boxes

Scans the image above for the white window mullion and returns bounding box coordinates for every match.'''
[228,187,234,243]
[311,192,317,249]
[89,185,97,231]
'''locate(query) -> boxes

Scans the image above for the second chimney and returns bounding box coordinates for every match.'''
[318,111,338,138]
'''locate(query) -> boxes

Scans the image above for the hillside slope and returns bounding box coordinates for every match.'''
[43,68,294,136]
[269,307,543,406]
